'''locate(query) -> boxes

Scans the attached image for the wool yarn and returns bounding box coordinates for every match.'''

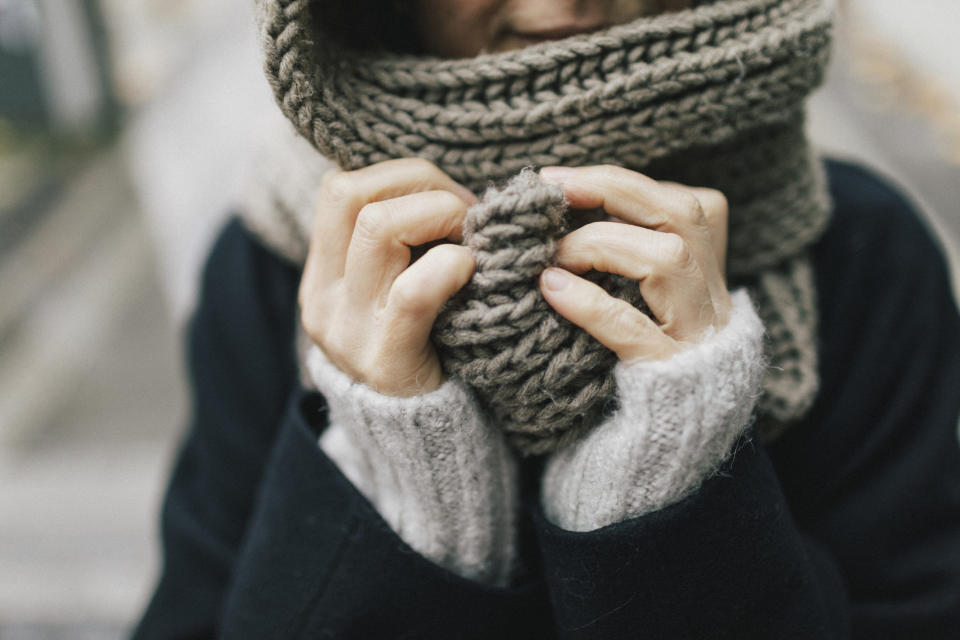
[247,0,834,452]
[307,344,519,586]
[542,289,766,530]
[431,170,653,453]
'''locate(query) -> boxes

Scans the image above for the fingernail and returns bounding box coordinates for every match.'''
[539,166,576,183]
[542,268,570,291]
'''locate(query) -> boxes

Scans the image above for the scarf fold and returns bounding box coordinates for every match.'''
[246,0,834,452]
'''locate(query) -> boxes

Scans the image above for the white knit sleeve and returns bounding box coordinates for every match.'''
[305,345,518,587]
[541,289,766,532]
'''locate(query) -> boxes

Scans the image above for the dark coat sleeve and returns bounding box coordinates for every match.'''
[132,220,551,639]
[531,160,960,639]
[132,221,302,639]
[533,435,851,639]
[774,161,960,637]
[135,160,960,639]
[217,389,551,639]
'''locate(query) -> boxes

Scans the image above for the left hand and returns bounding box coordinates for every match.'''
[538,165,732,363]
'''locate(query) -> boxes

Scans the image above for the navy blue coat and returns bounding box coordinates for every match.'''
[133,160,960,639]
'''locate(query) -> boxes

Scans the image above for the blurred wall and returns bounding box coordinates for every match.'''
[98,0,286,322]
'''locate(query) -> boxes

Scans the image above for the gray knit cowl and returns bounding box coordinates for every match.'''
[246,0,834,454]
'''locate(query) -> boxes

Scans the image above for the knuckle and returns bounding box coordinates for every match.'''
[413,157,443,176]
[354,201,392,241]
[317,169,355,204]
[585,220,617,236]
[433,188,467,211]
[672,191,706,226]
[429,241,466,264]
[598,164,634,187]
[553,232,589,269]
[597,163,634,179]
[562,222,598,251]
[404,156,438,172]
[596,297,639,336]
[701,188,729,224]
[569,220,615,251]
[418,189,466,221]
[300,282,341,343]
[404,157,446,184]
[661,233,694,269]
[390,280,432,316]
[660,232,684,258]
[300,305,327,344]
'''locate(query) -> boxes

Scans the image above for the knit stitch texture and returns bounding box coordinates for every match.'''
[432,170,649,453]
[542,289,765,531]
[248,0,834,448]
[307,345,518,586]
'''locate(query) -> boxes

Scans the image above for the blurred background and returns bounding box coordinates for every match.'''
[0,0,958,637]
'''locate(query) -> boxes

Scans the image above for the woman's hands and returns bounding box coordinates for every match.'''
[301,159,732,396]
[537,167,762,534]
[299,158,478,397]
[538,165,732,363]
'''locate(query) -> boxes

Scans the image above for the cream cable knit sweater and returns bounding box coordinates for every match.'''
[307,290,764,583]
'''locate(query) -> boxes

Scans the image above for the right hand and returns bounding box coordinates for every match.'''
[299,158,478,397]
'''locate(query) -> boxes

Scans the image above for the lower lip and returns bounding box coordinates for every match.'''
[510,24,606,42]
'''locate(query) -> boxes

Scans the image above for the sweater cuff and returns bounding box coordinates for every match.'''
[541,289,766,532]
[305,345,519,586]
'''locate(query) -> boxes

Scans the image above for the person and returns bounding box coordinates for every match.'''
[133,0,960,637]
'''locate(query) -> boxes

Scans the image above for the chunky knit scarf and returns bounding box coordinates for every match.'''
[246,0,834,454]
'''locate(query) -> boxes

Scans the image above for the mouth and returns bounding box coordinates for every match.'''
[508,22,608,43]
[496,22,608,52]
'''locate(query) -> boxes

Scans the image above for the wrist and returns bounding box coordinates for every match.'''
[307,343,520,586]
[313,337,446,398]
[542,288,765,531]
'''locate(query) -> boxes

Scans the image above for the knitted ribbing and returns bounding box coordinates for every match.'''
[255,0,833,276]
[542,289,765,531]
[307,344,518,586]
[247,0,834,451]
[432,170,650,454]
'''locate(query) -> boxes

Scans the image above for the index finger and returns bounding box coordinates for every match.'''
[539,165,695,231]
[663,182,728,276]
[309,158,476,288]
[539,164,729,319]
